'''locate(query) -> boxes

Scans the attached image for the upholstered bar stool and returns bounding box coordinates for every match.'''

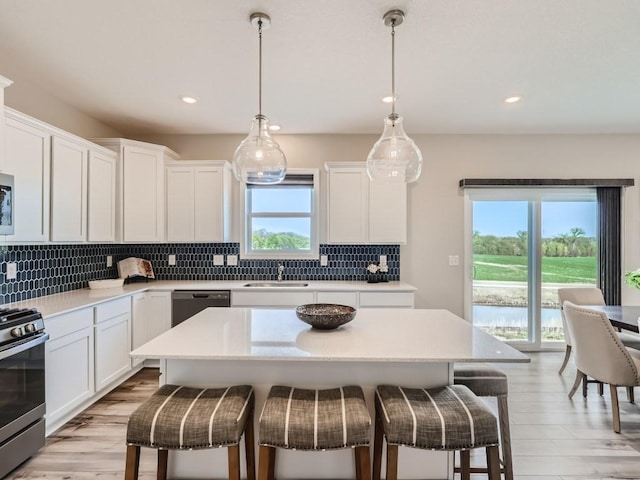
[125,384,255,480]
[258,385,371,480]
[454,364,513,480]
[373,384,501,480]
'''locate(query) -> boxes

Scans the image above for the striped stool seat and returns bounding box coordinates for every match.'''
[454,364,508,397]
[125,384,255,480]
[258,385,371,480]
[454,364,513,480]
[373,385,501,480]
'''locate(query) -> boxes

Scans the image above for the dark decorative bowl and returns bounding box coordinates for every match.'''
[295,303,357,330]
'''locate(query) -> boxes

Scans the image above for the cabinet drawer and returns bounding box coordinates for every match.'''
[359,292,414,308]
[232,291,314,307]
[95,297,131,323]
[316,292,358,307]
[45,308,93,340]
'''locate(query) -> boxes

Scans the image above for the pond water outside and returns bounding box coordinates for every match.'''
[472,305,564,341]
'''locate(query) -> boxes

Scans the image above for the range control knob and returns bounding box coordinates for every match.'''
[10,327,23,338]
[24,323,36,333]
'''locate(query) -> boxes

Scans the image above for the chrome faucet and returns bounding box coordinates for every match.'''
[277,264,284,282]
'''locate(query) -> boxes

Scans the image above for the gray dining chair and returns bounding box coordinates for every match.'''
[563,301,640,433]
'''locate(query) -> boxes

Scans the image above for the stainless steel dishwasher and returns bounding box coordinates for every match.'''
[171,290,231,327]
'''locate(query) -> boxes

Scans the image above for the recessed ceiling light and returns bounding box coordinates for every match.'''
[180,96,198,104]
[504,95,522,104]
[268,124,281,132]
[381,95,397,103]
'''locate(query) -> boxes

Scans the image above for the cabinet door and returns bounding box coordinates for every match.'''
[194,166,224,241]
[122,145,164,242]
[166,166,194,241]
[369,181,407,244]
[327,168,368,243]
[95,313,131,391]
[316,291,358,307]
[131,293,147,368]
[45,326,95,425]
[51,136,87,241]
[3,116,51,242]
[87,149,116,242]
[146,291,171,340]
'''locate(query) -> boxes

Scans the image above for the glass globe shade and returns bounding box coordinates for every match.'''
[366,114,423,183]
[233,114,287,184]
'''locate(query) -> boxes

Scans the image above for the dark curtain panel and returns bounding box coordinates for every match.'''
[597,187,622,304]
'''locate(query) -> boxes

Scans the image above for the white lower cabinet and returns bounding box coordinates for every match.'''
[94,297,131,391]
[232,291,315,307]
[359,291,415,308]
[316,291,358,307]
[44,308,95,431]
[131,291,171,367]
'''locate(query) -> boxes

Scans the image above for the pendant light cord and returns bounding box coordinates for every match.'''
[258,19,263,119]
[391,20,396,118]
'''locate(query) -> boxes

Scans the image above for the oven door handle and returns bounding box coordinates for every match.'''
[0,333,49,361]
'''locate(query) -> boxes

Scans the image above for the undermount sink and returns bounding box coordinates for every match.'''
[243,282,309,288]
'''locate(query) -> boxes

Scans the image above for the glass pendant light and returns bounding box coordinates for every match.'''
[233,12,287,184]
[367,10,423,184]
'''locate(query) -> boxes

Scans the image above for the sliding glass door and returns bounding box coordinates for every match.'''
[468,189,597,349]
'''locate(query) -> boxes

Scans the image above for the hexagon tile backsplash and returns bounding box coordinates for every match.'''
[0,243,400,304]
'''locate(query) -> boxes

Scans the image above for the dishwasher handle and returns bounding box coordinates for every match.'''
[171,290,231,301]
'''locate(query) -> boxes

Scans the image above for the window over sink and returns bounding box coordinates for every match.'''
[240,169,319,259]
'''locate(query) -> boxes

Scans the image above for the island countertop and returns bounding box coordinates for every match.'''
[131,307,529,363]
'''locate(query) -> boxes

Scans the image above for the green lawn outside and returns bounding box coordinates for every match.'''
[474,254,597,283]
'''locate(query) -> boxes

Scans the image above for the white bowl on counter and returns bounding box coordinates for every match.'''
[88,278,125,290]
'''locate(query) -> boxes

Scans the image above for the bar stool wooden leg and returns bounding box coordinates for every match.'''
[610,384,621,433]
[486,445,501,480]
[354,446,371,480]
[157,449,168,480]
[386,444,398,480]
[498,395,514,480]
[244,410,256,480]
[558,345,572,374]
[124,445,140,480]
[228,444,240,480]
[258,445,276,480]
[460,449,471,480]
[372,413,384,480]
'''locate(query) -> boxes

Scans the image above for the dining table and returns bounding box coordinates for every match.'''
[583,305,640,333]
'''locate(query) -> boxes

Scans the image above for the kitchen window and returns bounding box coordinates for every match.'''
[240,170,319,259]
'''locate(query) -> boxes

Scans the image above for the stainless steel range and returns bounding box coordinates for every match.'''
[0,308,48,478]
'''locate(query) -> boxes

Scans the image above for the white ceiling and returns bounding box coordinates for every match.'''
[1,0,640,136]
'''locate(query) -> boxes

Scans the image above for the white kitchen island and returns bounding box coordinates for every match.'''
[131,307,529,480]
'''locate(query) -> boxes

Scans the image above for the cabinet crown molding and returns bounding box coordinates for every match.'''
[90,138,180,160]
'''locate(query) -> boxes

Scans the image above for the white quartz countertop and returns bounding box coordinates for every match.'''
[131,307,529,364]
[4,280,416,318]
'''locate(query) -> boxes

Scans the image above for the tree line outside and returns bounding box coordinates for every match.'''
[473,227,596,258]
[252,228,310,250]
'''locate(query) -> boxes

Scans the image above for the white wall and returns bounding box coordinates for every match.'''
[135,132,640,315]
[1,72,121,138]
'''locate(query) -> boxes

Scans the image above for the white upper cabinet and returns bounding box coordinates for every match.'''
[51,136,88,242]
[0,75,13,171]
[87,149,117,242]
[92,138,179,243]
[166,161,231,242]
[325,162,407,244]
[3,110,51,243]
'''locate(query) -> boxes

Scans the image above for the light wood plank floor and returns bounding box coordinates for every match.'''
[7,353,640,479]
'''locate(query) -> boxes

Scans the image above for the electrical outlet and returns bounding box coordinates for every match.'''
[168,254,176,266]
[6,262,17,280]
[106,255,113,267]
[213,255,224,266]
[320,255,328,267]
[379,255,387,266]
[448,255,460,266]
[227,255,238,266]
